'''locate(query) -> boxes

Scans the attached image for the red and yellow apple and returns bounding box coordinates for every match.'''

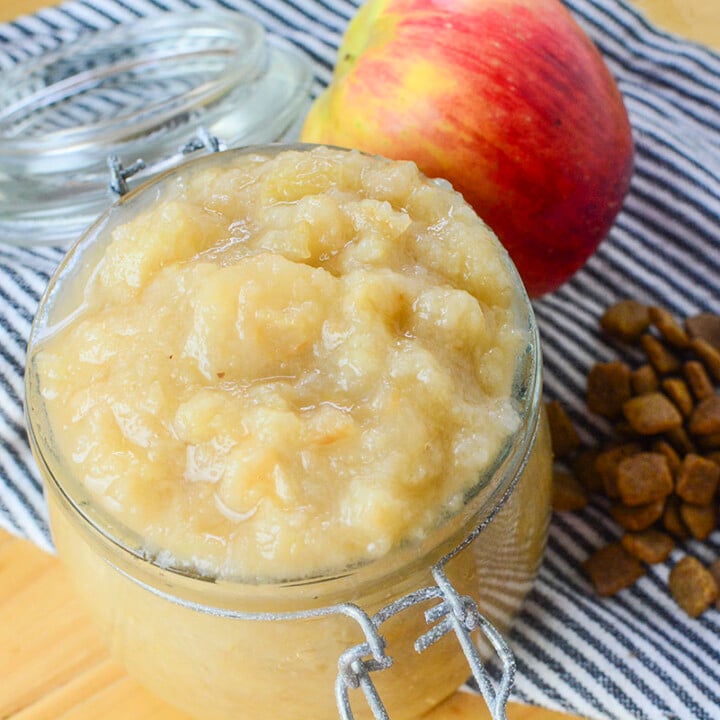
[301,0,634,296]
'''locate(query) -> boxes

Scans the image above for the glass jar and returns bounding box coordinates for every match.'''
[0,10,313,246]
[25,144,552,720]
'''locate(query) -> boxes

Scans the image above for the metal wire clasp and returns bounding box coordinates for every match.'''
[108,128,224,197]
[334,560,516,720]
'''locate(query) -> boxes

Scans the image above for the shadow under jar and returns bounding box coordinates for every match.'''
[25,144,552,720]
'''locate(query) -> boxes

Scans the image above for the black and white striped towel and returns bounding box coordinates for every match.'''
[1,1,719,718]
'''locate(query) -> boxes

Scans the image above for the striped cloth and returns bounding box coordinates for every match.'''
[1,0,719,718]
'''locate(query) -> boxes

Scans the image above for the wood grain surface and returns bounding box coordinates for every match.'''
[0,528,581,720]
[630,0,719,48]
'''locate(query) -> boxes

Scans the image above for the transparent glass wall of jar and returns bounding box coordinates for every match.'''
[25,145,553,720]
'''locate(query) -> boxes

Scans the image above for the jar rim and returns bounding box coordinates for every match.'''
[25,143,543,606]
[0,12,265,160]
[0,11,313,246]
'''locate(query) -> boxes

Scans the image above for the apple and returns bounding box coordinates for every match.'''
[300,0,634,296]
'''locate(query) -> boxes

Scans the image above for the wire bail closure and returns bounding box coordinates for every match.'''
[334,561,515,720]
[108,128,224,197]
[111,446,519,720]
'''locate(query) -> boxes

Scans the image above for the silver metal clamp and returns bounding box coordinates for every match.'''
[334,562,515,720]
[108,127,224,197]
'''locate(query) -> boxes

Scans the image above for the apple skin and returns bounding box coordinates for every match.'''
[301,0,634,296]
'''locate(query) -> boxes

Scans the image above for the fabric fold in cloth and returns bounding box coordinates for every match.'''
[1,0,719,718]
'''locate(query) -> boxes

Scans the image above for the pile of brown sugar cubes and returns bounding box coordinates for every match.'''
[548,301,720,617]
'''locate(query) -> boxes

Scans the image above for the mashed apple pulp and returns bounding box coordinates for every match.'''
[37,146,527,581]
[31,146,552,720]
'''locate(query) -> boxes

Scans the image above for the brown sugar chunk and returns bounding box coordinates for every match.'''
[595,443,642,499]
[641,334,681,375]
[623,392,683,435]
[651,440,681,476]
[545,401,581,459]
[680,503,717,541]
[572,448,604,494]
[610,498,665,532]
[584,543,645,596]
[663,496,690,539]
[689,396,720,436]
[686,313,720,350]
[616,452,673,506]
[621,529,674,564]
[600,300,650,343]
[649,306,690,348]
[587,362,632,418]
[669,556,719,618]
[661,378,694,418]
[552,470,588,512]
[690,338,720,383]
[577,303,720,605]
[631,364,659,395]
[676,453,720,505]
[684,361,714,402]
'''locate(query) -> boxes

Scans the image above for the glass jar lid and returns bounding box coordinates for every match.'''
[0,10,314,246]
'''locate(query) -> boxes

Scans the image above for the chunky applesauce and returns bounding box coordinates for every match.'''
[28,146,552,720]
[36,146,527,581]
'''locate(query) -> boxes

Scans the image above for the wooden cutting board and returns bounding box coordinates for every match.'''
[0,528,580,720]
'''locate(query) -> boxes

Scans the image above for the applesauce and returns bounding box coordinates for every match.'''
[26,145,552,720]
